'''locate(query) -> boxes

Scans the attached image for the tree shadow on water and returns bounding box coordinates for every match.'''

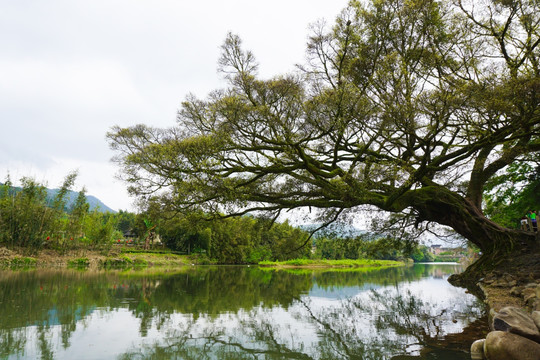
[117,286,485,360]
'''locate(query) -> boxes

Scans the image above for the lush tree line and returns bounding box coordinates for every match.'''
[157,213,310,263]
[0,174,310,262]
[313,234,440,263]
[0,173,121,253]
[0,172,462,264]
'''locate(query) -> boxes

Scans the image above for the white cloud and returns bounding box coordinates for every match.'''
[0,0,349,213]
[0,59,146,110]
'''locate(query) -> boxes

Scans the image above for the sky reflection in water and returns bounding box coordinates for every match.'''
[0,264,485,359]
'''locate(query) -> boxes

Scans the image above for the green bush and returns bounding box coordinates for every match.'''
[132,258,148,267]
[10,256,37,267]
[100,255,133,268]
[68,257,90,268]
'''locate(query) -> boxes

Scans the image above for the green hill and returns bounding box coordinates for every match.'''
[46,188,116,213]
[1,183,116,213]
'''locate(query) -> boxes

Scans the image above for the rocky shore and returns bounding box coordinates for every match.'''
[465,255,540,359]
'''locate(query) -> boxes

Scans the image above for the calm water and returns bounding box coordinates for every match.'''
[0,264,486,360]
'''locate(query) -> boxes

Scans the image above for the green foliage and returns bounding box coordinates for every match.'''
[245,246,272,264]
[83,211,120,249]
[410,245,435,263]
[314,234,409,261]
[0,173,313,263]
[158,213,310,264]
[422,250,435,263]
[132,258,148,267]
[484,162,540,228]
[9,257,37,267]
[116,210,137,235]
[108,0,540,255]
[259,258,402,268]
[67,257,90,268]
[0,177,51,249]
[0,173,132,253]
[100,255,133,268]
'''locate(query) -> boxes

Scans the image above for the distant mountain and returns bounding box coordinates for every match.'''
[299,223,369,238]
[1,183,116,213]
[46,188,116,213]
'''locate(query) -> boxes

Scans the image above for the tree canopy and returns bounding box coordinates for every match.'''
[108,0,540,257]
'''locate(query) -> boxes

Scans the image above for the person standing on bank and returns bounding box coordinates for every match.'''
[528,210,537,232]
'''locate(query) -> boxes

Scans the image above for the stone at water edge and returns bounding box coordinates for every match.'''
[483,331,540,360]
[470,339,485,359]
[533,311,540,331]
[492,306,540,343]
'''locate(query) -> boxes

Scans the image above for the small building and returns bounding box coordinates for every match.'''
[430,244,442,255]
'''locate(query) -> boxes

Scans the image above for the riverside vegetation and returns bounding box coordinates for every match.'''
[0,173,450,268]
[1,174,538,360]
[3,0,540,357]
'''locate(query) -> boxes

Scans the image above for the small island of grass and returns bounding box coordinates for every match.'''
[258,258,404,269]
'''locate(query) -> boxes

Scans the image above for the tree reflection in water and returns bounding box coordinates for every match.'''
[118,275,484,359]
[0,265,485,359]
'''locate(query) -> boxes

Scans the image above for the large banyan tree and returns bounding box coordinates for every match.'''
[108,0,540,278]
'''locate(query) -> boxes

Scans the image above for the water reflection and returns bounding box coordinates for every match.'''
[0,264,485,359]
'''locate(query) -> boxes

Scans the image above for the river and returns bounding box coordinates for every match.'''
[0,263,486,359]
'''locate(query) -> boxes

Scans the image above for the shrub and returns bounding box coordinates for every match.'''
[68,257,90,268]
[10,256,37,267]
[100,255,133,268]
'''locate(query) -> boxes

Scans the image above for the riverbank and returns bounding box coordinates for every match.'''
[452,251,540,359]
[0,247,407,270]
[451,252,540,313]
[3,245,536,313]
[0,246,200,269]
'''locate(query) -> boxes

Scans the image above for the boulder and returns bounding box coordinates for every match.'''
[523,287,537,299]
[491,279,510,288]
[525,292,538,306]
[484,331,540,360]
[533,311,540,331]
[510,286,523,296]
[470,339,486,359]
[533,299,540,312]
[492,306,540,343]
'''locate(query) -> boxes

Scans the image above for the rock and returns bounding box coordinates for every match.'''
[483,331,540,360]
[533,299,540,312]
[524,287,537,298]
[492,306,540,343]
[525,292,538,305]
[491,279,509,287]
[510,286,524,296]
[489,308,498,331]
[470,339,486,359]
[533,311,540,331]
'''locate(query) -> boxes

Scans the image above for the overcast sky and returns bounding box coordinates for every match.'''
[0,0,349,212]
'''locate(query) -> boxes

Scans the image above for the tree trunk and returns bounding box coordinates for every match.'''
[394,185,540,287]
[397,185,537,253]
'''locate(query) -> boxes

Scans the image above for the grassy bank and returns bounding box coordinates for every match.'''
[259,258,405,268]
[1,246,406,270]
[0,247,203,269]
